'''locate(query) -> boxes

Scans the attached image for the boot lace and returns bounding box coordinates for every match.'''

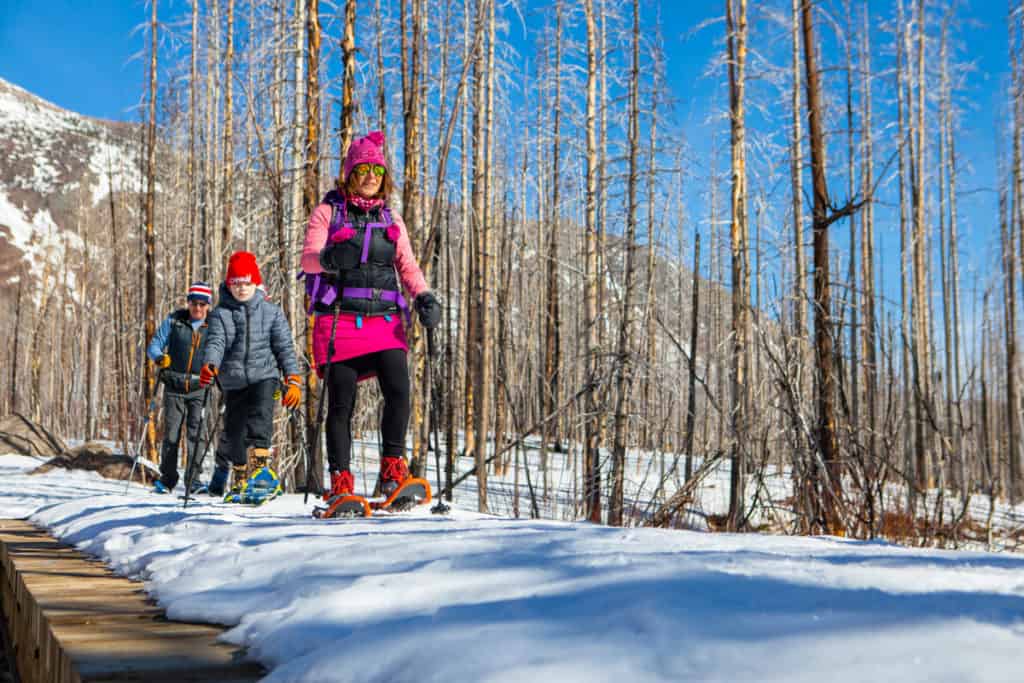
[329,471,354,497]
[381,457,408,484]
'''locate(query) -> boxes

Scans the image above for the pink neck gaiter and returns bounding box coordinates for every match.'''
[347,194,385,212]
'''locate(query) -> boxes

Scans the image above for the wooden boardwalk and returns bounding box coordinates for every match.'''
[0,519,264,683]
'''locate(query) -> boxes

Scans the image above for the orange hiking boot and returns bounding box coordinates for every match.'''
[325,470,355,500]
[379,456,409,496]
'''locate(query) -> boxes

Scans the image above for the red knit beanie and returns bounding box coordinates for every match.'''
[226,251,262,286]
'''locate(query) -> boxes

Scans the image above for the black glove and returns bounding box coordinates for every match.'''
[414,291,441,329]
[319,241,360,274]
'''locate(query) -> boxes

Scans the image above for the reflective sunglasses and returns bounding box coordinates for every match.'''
[353,163,386,177]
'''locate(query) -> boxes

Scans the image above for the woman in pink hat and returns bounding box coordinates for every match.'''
[300,131,440,500]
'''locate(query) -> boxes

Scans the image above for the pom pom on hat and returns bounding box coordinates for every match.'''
[226,251,263,286]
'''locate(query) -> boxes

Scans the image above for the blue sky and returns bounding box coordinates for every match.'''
[1,1,146,121]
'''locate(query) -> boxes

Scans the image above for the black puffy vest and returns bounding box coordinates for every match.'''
[314,200,401,317]
[163,309,209,393]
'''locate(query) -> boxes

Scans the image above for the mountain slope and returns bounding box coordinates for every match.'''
[0,76,139,288]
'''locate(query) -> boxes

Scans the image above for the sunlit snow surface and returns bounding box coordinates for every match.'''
[1,454,1022,683]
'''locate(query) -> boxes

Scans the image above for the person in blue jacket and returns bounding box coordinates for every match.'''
[145,282,214,494]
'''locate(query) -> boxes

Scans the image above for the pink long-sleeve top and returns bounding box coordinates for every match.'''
[302,202,429,370]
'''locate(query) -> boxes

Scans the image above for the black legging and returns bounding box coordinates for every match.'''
[325,348,410,473]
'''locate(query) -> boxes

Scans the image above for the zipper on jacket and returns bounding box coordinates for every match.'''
[243,305,251,385]
[184,322,206,393]
[185,335,197,393]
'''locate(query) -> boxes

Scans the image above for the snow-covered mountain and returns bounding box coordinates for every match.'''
[0,76,140,293]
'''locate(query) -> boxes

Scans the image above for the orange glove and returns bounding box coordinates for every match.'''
[157,354,172,369]
[282,374,302,408]
[199,364,218,387]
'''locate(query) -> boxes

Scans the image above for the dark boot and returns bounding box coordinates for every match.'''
[208,466,229,496]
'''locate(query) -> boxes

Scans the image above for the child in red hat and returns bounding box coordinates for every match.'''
[199,251,302,503]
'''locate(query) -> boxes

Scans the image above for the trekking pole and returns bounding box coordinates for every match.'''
[287,401,309,492]
[186,398,224,505]
[125,369,164,494]
[182,381,216,509]
[427,328,449,515]
[305,306,342,504]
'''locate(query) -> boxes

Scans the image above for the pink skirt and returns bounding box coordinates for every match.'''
[312,312,409,379]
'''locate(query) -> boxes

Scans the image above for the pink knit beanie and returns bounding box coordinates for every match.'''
[343,131,387,180]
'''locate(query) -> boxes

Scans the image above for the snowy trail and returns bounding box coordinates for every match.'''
[1,455,1022,682]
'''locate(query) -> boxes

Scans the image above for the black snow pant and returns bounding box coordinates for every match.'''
[325,349,410,473]
[214,378,277,469]
[159,389,207,489]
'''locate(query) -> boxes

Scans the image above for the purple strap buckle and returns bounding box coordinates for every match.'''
[320,280,338,306]
[341,287,410,324]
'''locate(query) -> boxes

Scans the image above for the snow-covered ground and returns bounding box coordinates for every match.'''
[2,454,1023,682]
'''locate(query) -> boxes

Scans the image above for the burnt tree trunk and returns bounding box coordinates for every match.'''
[801,0,845,535]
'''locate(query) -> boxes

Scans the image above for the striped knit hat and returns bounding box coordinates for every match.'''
[186,281,213,304]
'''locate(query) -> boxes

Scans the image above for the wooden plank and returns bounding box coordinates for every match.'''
[0,520,264,682]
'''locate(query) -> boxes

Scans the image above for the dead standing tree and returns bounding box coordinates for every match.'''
[909,0,936,494]
[726,0,750,532]
[187,0,200,284]
[144,0,159,461]
[340,0,357,159]
[541,1,564,485]
[401,0,421,240]
[609,0,641,527]
[204,0,222,270]
[583,0,602,523]
[302,0,324,494]
[801,0,857,536]
[858,4,880,534]
[465,0,493,511]
[401,0,434,479]
[222,0,235,254]
[1009,7,1024,503]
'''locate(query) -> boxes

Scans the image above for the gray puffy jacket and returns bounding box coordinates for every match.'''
[202,284,300,391]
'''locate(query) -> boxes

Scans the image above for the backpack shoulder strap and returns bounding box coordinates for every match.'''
[326,200,349,238]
